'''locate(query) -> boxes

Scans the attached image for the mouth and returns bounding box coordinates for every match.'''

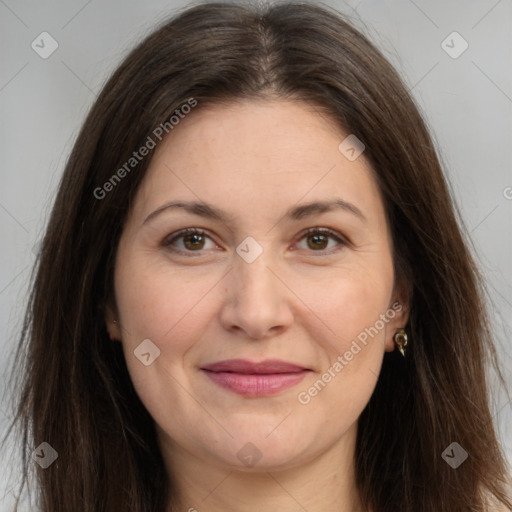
[200,359,312,397]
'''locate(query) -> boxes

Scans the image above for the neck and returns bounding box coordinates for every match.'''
[161,423,367,512]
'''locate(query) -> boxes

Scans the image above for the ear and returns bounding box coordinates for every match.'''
[384,279,411,353]
[105,302,122,341]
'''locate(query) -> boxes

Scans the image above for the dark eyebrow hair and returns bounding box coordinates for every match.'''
[143,198,366,225]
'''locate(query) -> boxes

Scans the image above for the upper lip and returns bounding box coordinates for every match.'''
[200,359,310,374]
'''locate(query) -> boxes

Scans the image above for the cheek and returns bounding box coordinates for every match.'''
[301,258,395,359]
[113,254,217,417]
[293,267,394,423]
[114,251,222,353]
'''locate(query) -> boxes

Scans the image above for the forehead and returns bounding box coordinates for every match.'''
[131,99,385,228]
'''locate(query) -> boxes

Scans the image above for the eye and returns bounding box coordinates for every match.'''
[162,228,218,255]
[294,228,348,254]
[162,227,349,257]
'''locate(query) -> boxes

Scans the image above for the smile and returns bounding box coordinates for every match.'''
[200,359,311,397]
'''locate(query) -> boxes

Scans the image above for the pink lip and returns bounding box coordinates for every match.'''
[200,359,311,397]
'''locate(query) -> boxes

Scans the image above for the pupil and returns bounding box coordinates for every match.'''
[184,234,204,250]
[308,234,327,250]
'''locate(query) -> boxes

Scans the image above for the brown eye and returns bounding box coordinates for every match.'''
[182,232,206,250]
[306,233,329,250]
[163,228,217,254]
[296,228,347,254]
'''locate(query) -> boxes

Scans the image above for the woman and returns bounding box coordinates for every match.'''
[6,1,511,511]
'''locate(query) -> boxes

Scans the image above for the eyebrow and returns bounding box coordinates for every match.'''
[143,198,366,225]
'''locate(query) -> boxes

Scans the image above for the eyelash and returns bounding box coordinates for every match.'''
[162,227,349,257]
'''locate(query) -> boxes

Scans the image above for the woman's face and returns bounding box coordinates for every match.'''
[107,99,408,471]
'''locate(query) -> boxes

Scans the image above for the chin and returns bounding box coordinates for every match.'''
[204,431,319,473]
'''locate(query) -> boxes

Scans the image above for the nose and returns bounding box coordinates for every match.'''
[218,251,294,340]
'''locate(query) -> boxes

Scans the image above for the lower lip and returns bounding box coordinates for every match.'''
[201,370,309,397]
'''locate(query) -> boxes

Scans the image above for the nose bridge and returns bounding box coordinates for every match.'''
[234,233,276,289]
[235,248,280,307]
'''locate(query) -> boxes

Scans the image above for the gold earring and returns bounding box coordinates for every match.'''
[394,329,408,357]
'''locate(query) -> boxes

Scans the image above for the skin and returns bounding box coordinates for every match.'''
[106,99,409,512]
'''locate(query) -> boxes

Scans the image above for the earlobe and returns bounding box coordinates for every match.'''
[105,304,122,341]
[107,324,121,341]
[384,296,410,353]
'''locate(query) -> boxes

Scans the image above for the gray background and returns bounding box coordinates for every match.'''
[1,0,511,508]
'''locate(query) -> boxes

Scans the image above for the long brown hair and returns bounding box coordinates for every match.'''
[5,1,511,510]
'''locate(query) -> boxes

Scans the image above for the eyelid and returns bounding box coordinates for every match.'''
[161,228,218,255]
[162,227,350,256]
